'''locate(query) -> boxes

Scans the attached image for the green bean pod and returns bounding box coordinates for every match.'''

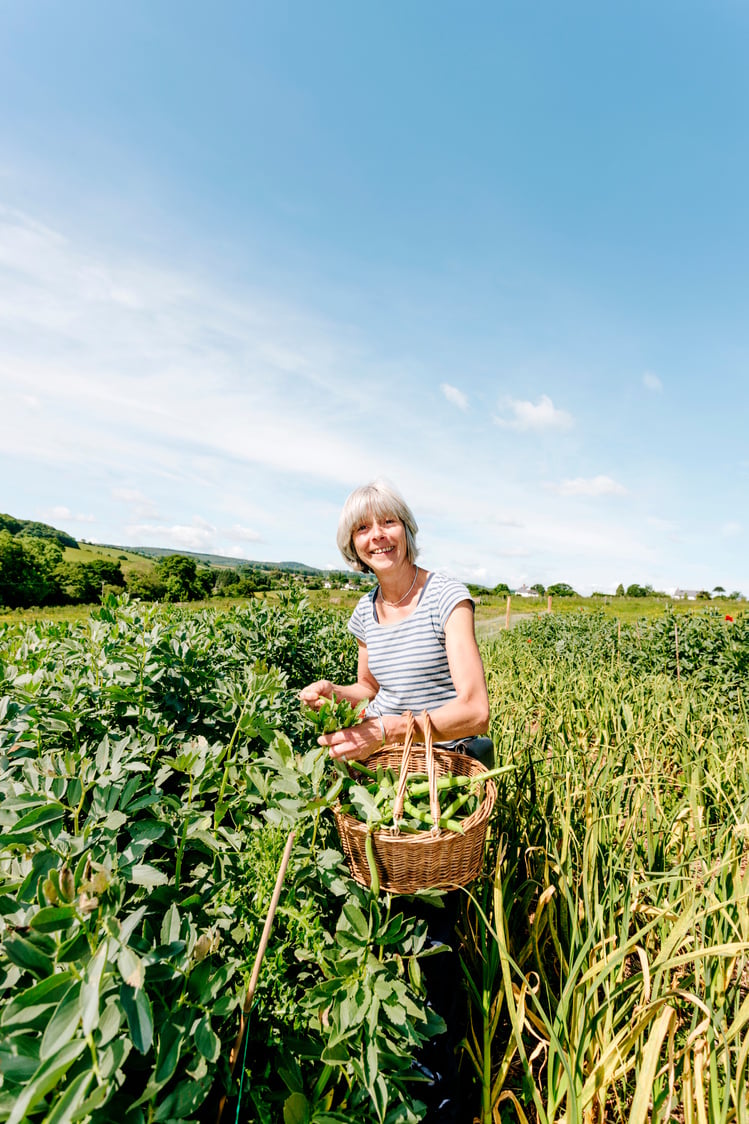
[402,798,465,835]
[364,828,380,896]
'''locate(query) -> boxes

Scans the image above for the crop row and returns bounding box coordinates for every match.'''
[1,598,747,1121]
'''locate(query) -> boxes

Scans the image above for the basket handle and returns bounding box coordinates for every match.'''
[392,710,441,833]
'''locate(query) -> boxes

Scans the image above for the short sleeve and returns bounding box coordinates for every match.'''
[435,575,474,630]
[348,592,373,643]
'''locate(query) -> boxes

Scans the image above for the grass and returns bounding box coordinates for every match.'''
[3,588,745,630]
[62,541,156,578]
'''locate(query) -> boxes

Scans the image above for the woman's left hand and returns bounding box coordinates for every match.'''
[320,718,381,763]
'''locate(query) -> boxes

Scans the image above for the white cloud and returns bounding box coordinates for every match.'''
[1,203,744,593]
[722,521,741,537]
[548,475,628,497]
[125,521,217,551]
[43,505,96,523]
[112,488,161,520]
[441,382,468,410]
[643,371,663,392]
[0,206,403,494]
[494,394,573,431]
[230,524,263,543]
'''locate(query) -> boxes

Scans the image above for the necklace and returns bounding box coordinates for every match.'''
[379,566,419,608]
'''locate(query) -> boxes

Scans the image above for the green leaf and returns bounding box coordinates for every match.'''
[0,1034,40,1083]
[118,904,147,945]
[128,863,168,888]
[41,1066,93,1124]
[29,905,78,933]
[340,903,369,941]
[159,902,180,945]
[117,946,145,990]
[56,929,90,963]
[2,935,54,979]
[80,941,107,1035]
[120,983,154,1054]
[40,980,82,1060]
[67,1081,110,1119]
[153,1019,183,1087]
[18,850,60,903]
[6,1039,87,1124]
[195,1015,221,1063]
[102,810,128,831]
[152,1079,208,1121]
[2,972,74,1028]
[12,803,67,832]
[283,1091,310,1124]
[369,1073,388,1124]
[97,1035,132,1080]
[96,998,122,1046]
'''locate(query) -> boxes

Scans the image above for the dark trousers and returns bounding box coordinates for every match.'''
[401,892,476,1123]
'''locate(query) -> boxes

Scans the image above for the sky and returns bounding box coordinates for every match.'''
[1,1,747,595]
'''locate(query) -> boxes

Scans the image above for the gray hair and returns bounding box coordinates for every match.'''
[337,479,420,573]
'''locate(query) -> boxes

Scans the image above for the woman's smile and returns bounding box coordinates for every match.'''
[353,515,406,568]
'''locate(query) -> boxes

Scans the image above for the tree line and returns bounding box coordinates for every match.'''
[0,533,312,609]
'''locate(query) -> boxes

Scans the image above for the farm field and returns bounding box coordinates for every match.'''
[0,597,748,1121]
[3,588,746,630]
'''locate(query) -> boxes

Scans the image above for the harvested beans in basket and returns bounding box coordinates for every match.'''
[334,711,499,895]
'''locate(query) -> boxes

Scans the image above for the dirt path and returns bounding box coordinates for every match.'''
[475,611,535,639]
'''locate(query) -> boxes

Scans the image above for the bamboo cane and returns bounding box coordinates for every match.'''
[214,828,297,1124]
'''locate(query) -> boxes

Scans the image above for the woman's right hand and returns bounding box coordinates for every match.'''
[299,680,335,709]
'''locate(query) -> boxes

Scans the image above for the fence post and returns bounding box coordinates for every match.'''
[505,595,511,630]
[547,595,552,613]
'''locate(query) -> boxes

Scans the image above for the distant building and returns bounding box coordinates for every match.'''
[514,584,540,598]
[673,588,700,600]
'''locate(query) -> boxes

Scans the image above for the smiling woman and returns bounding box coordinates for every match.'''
[299,478,492,1121]
[300,478,490,764]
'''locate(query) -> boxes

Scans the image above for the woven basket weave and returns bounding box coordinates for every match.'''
[334,711,496,894]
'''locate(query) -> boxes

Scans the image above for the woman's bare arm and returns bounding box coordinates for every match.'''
[321,601,489,760]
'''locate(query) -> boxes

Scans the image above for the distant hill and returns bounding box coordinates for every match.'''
[0,513,78,550]
[3,513,338,578]
[102,544,323,573]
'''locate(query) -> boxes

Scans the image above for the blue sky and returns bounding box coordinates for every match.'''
[1,1,747,594]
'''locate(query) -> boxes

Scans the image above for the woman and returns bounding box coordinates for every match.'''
[301,479,491,1122]
[300,478,491,763]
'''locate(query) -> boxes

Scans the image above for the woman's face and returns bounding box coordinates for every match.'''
[352,512,407,573]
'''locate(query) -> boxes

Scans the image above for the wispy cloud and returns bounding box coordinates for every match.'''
[548,475,627,497]
[229,524,263,543]
[643,371,663,392]
[441,382,468,410]
[43,505,96,523]
[0,206,421,499]
[124,520,217,552]
[494,394,573,432]
[722,521,741,537]
[112,488,161,521]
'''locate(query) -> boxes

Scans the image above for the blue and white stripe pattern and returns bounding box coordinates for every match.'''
[348,571,474,717]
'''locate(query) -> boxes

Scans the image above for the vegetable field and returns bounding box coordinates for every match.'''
[1,597,748,1122]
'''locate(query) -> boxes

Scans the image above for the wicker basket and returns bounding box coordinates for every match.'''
[334,711,496,894]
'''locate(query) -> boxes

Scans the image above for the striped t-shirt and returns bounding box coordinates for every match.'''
[348,571,474,718]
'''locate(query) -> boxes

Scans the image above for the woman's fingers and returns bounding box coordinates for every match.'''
[299,679,332,706]
[321,720,377,762]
